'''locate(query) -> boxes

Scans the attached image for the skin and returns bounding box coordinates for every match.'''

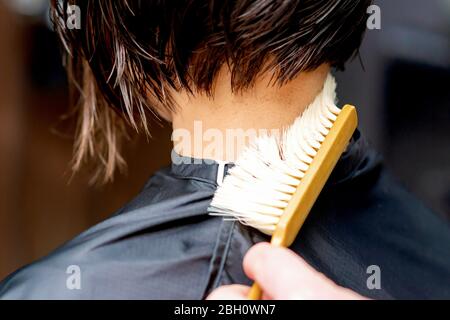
[170,64,330,162]
[207,243,367,300]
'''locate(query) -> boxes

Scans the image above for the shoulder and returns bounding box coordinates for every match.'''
[0,170,222,299]
[296,168,450,299]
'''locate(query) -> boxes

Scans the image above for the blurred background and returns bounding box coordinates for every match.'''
[0,0,449,280]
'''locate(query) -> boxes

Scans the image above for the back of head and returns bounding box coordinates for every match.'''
[51,0,372,182]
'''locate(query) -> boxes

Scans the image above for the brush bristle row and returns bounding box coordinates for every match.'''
[208,74,341,235]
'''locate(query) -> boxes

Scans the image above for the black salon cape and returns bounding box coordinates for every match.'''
[0,131,449,299]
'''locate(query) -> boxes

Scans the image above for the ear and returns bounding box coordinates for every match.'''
[146,94,175,123]
[155,104,173,122]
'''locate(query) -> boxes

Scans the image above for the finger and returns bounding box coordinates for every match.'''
[206,285,250,300]
[243,243,364,300]
[243,243,308,299]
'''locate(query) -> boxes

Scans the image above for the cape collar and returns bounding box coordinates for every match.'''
[170,130,382,187]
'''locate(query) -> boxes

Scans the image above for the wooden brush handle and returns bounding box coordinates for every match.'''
[246,105,358,300]
[248,283,263,300]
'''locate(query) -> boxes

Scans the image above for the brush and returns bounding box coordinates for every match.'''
[208,74,358,299]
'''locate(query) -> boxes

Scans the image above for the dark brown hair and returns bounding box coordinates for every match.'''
[51,0,372,182]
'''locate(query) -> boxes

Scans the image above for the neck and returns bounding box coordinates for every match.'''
[171,64,330,162]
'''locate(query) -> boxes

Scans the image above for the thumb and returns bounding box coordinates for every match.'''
[243,243,366,300]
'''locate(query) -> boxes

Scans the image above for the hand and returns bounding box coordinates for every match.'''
[207,242,367,300]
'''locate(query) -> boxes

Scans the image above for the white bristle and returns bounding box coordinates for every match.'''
[208,74,341,235]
